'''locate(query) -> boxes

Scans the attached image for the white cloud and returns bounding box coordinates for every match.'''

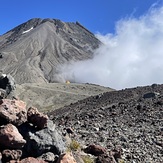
[58,5,163,89]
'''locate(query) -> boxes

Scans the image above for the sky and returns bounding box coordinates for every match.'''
[0,0,161,35]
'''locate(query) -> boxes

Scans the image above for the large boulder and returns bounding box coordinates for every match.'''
[23,120,65,157]
[0,99,27,126]
[0,124,26,149]
[27,107,49,129]
[0,74,16,97]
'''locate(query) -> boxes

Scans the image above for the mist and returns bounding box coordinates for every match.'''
[59,5,163,89]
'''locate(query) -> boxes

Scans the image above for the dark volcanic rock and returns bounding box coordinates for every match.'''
[84,144,106,156]
[143,92,159,98]
[27,107,49,129]
[96,153,116,163]
[24,120,65,157]
[0,74,8,90]
[0,74,16,98]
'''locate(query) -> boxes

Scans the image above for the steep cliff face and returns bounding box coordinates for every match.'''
[0,18,101,84]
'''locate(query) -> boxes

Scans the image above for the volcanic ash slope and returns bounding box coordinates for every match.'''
[0,18,101,84]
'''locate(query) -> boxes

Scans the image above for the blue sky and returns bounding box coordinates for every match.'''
[0,0,161,35]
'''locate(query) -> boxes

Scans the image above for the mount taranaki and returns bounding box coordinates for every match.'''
[0,18,101,84]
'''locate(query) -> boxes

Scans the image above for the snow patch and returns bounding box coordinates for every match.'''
[22,27,33,34]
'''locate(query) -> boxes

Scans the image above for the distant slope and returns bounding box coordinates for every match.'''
[13,82,114,112]
[0,18,101,84]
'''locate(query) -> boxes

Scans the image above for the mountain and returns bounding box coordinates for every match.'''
[0,18,101,84]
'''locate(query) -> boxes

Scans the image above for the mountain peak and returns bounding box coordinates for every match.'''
[0,18,101,84]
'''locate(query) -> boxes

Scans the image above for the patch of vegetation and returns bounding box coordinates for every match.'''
[82,155,94,163]
[68,140,80,151]
[118,159,125,163]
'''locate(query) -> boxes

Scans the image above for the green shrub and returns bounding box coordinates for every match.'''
[82,155,94,163]
[68,140,80,151]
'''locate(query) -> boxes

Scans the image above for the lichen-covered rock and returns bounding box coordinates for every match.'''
[38,152,58,163]
[0,99,27,126]
[2,149,22,162]
[0,124,26,149]
[27,107,48,129]
[57,152,77,163]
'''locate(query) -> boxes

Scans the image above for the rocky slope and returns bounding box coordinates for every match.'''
[49,84,163,163]
[0,18,101,84]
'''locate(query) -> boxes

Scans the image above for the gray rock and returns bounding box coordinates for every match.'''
[0,74,16,97]
[38,152,58,163]
[6,74,16,95]
[25,120,65,157]
[0,88,6,99]
[143,92,160,99]
[2,149,22,162]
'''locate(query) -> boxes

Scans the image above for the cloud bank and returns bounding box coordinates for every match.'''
[59,5,163,89]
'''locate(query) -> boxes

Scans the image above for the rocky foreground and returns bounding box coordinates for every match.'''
[0,98,66,163]
[49,84,163,163]
[0,74,162,162]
